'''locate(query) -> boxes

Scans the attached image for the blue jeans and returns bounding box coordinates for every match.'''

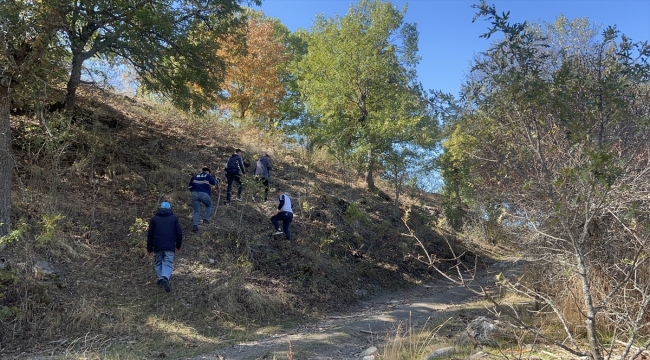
[271,211,293,240]
[226,172,243,202]
[154,250,175,281]
[192,191,212,225]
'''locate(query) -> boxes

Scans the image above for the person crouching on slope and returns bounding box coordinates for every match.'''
[188,167,218,232]
[147,201,183,293]
[271,188,293,241]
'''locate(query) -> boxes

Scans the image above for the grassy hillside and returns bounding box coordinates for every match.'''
[0,86,453,359]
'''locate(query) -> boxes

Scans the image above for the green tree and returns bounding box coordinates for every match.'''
[442,3,650,358]
[60,0,260,114]
[0,0,66,236]
[295,0,434,190]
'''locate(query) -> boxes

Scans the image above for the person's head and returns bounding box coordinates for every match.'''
[234,148,242,155]
[275,187,284,196]
[160,201,171,209]
[202,167,211,174]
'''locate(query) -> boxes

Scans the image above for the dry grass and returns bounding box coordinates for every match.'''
[0,85,446,358]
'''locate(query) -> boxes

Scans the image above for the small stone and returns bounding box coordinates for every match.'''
[425,346,456,359]
[359,346,377,357]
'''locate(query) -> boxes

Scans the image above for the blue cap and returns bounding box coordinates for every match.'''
[160,202,171,209]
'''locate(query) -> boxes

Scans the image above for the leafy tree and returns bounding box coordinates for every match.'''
[0,0,67,236]
[295,0,435,190]
[217,13,292,126]
[442,3,650,358]
[59,0,260,114]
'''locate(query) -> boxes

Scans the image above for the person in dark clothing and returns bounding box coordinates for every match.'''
[253,153,272,202]
[270,189,293,240]
[188,167,218,232]
[225,149,245,205]
[147,201,183,293]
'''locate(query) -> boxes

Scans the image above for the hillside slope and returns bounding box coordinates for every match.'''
[0,87,452,359]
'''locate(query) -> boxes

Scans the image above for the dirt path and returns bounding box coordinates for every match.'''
[191,262,513,360]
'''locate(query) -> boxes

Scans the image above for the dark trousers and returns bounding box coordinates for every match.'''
[226,172,242,201]
[271,211,293,240]
[255,176,269,201]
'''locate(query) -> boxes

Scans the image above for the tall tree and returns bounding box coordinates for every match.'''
[60,0,260,114]
[0,0,66,236]
[295,0,432,190]
[217,13,292,125]
[442,3,650,358]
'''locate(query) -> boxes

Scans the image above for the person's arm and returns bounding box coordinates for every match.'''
[188,176,193,191]
[277,195,285,211]
[175,218,183,251]
[209,174,217,186]
[147,219,154,253]
[238,157,246,174]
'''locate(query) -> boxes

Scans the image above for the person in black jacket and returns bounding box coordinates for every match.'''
[147,201,183,293]
[224,148,246,205]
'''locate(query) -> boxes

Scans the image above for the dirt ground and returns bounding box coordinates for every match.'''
[191,261,517,360]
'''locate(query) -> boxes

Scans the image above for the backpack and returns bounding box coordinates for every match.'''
[255,160,265,176]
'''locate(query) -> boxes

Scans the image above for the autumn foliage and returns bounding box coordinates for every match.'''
[218,16,291,125]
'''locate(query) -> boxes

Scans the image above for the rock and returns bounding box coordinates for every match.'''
[359,346,377,358]
[356,289,369,297]
[208,258,215,265]
[424,346,456,359]
[0,258,6,270]
[33,260,55,277]
[456,316,504,347]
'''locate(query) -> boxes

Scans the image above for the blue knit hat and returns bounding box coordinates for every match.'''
[160,202,171,209]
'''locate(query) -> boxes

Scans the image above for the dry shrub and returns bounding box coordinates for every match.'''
[379,318,451,360]
[206,272,293,324]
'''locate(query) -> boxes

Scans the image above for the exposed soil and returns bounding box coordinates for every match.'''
[191,261,517,360]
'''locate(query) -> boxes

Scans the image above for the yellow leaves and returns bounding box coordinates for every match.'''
[216,17,292,122]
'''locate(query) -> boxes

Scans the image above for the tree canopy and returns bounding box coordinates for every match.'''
[441,2,650,357]
[294,0,437,190]
[59,0,260,114]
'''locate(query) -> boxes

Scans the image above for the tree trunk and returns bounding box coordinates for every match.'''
[576,244,603,360]
[365,148,376,191]
[65,52,85,115]
[0,84,13,236]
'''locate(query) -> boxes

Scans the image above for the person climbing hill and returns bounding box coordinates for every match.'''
[254,153,273,202]
[270,188,293,241]
[147,201,183,293]
[225,148,245,205]
[188,167,218,232]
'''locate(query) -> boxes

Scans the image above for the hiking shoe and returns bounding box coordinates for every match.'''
[156,279,164,287]
[192,225,198,232]
[235,197,242,202]
[162,277,171,293]
[202,219,209,224]
[225,201,231,206]
[272,230,284,236]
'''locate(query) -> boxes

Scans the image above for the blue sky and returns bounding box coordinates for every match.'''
[255,0,650,96]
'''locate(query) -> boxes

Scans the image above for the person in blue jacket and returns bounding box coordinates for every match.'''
[224,149,245,205]
[188,167,218,232]
[147,201,183,293]
[271,188,293,241]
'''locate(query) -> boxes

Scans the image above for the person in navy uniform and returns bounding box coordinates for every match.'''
[188,167,217,231]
